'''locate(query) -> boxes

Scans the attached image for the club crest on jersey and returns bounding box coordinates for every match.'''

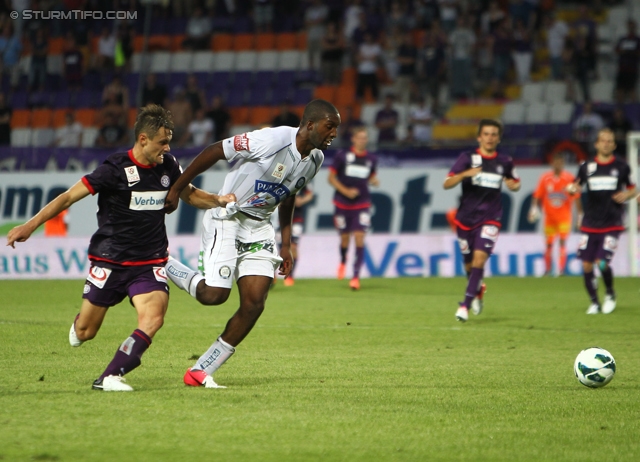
[161,175,170,187]
[233,133,250,151]
[296,177,306,188]
[346,152,355,163]
[610,168,619,177]
[471,154,482,167]
[496,165,503,174]
[125,166,140,185]
[272,163,287,179]
[587,162,597,175]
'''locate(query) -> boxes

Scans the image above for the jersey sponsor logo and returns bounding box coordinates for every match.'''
[161,175,170,187]
[457,238,470,254]
[272,163,287,179]
[87,266,112,289]
[233,133,250,151]
[359,211,371,227]
[119,336,135,355]
[471,172,503,189]
[129,191,168,210]
[251,180,291,205]
[125,166,140,186]
[471,154,482,167]
[480,225,499,242]
[603,235,618,252]
[578,234,589,250]
[235,239,275,254]
[345,164,371,179]
[587,162,597,175]
[153,266,167,282]
[587,176,618,191]
[167,265,189,279]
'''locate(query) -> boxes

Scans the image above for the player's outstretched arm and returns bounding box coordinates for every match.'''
[6,180,90,248]
[165,142,227,213]
[179,185,236,209]
[277,195,296,276]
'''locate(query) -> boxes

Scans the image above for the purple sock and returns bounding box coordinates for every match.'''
[583,270,599,303]
[601,266,614,295]
[340,246,348,264]
[353,246,365,278]
[463,267,483,307]
[99,329,152,380]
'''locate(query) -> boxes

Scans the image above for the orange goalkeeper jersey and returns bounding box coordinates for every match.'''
[533,171,577,222]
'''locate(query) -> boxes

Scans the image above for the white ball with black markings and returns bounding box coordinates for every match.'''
[574,347,616,388]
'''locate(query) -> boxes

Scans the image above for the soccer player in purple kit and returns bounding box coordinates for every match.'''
[444,119,521,322]
[283,184,314,287]
[328,126,379,290]
[567,128,636,314]
[6,105,235,391]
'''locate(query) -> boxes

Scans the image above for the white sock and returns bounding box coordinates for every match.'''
[165,256,203,298]
[193,337,236,376]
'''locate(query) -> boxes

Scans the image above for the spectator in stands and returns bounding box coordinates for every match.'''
[272,100,300,127]
[166,87,193,145]
[338,105,364,145]
[253,0,274,33]
[488,18,511,98]
[183,108,214,148]
[96,26,117,71]
[375,94,399,145]
[115,24,134,73]
[545,12,570,81]
[102,75,130,112]
[63,34,84,90]
[0,92,11,146]
[448,16,476,99]
[385,1,412,35]
[183,7,212,51]
[320,21,346,85]
[185,74,206,114]
[356,32,382,103]
[55,112,83,148]
[567,34,592,103]
[0,23,22,90]
[609,106,633,157]
[408,95,433,143]
[480,1,506,35]
[95,112,128,149]
[573,102,605,155]
[100,92,127,130]
[395,31,418,105]
[142,73,168,107]
[614,20,640,104]
[572,4,597,78]
[511,18,533,85]
[205,95,231,142]
[439,0,459,34]
[509,0,537,31]
[304,0,329,72]
[28,29,47,93]
[418,24,446,116]
[343,0,364,44]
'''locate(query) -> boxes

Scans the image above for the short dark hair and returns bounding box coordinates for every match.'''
[477,118,503,137]
[134,104,175,140]
[301,99,339,125]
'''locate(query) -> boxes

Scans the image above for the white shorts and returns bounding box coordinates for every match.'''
[199,213,283,289]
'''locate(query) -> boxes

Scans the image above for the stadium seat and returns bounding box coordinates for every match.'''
[52,109,68,128]
[233,34,255,51]
[255,33,276,51]
[297,33,307,51]
[10,91,28,109]
[31,109,53,128]
[256,51,279,71]
[31,128,55,147]
[361,103,383,126]
[150,52,172,73]
[131,53,151,73]
[49,37,65,54]
[10,128,32,147]
[521,82,544,104]
[335,85,356,107]
[75,109,97,127]
[275,32,298,50]
[235,51,258,72]
[278,51,302,71]
[543,81,567,103]
[212,33,233,51]
[591,80,614,103]
[524,103,548,124]
[47,55,64,75]
[170,35,186,52]
[192,51,215,72]
[10,109,30,128]
[81,127,100,147]
[170,52,194,72]
[228,107,250,124]
[548,103,574,124]
[229,124,253,136]
[212,51,235,71]
[502,101,526,124]
[52,91,72,108]
[247,85,272,106]
[314,86,337,102]
[248,106,275,126]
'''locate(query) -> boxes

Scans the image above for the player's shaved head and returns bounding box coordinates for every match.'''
[135,104,175,140]
[301,99,340,125]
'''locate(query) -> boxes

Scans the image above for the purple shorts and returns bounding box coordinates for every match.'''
[82,264,169,308]
[576,232,620,263]
[334,207,371,233]
[456,224,500,264]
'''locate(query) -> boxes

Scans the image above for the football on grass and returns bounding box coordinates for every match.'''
[574,347,616,388]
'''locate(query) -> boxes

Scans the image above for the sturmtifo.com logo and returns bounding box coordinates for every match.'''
[11,10,137,20]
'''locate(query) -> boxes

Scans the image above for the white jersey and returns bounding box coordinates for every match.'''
[216,126,324,224]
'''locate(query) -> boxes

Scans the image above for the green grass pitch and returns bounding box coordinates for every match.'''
[1,277,639,461]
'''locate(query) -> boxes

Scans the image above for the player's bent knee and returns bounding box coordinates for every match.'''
[196,285,230,306]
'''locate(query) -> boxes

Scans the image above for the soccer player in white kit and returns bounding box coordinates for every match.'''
[164,99,340,388]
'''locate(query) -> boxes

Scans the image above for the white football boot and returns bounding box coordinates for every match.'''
[602,294,616,314]
[93,375,133,391]
[455,304,469,322]
[585,303,601,315]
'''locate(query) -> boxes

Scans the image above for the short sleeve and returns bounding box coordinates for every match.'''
[448,152,470,176]
[503,157,519,181]
[222,128,285,163]
[620,162,634,189]
[533,175,546,200]
[575,163,587,186]
[82,162,120,195]
[330,150,345,174]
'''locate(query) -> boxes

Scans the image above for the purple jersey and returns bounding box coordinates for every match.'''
[448,150,519,229]
[575,156,634,232]
[330,148,378,210]
[81,150,182,267]
[293,184,311,223]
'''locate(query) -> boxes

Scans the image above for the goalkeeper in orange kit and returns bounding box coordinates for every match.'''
[528,152,582,275]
